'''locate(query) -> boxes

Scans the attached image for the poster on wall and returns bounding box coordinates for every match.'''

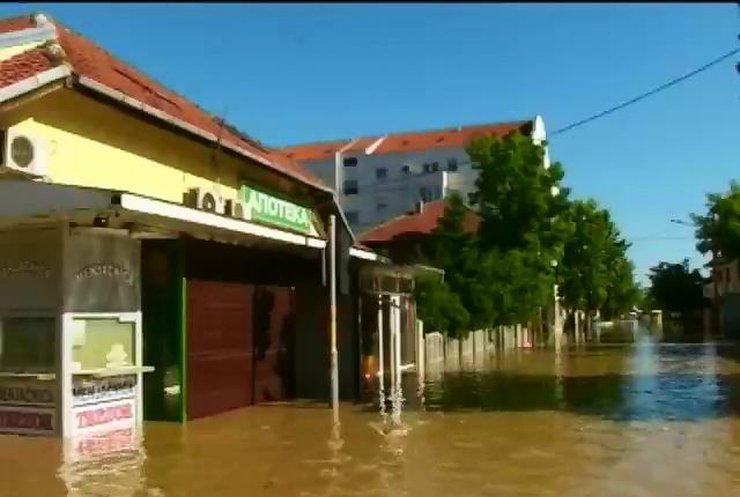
[0,378,56,407]
[0,405,56,435]
[72,398,135,437]
[72,375,136,408]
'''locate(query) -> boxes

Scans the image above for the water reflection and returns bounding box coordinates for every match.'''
[58,429,149,497]
[423,338,740,423]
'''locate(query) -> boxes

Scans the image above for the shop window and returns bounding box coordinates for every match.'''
[0,317,56,373]
[447,158,458,171]
[343,157,358,168]
[71,318,135,372]
[376,167,388,181]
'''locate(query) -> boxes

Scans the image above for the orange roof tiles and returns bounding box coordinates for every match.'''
[0,14,326,191]
[0,15,34,34]
[0,47,54,87]
[282,121,532,163]
[358,199,480,244]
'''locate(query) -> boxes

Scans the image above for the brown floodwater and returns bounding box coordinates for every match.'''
[2,332,740,497]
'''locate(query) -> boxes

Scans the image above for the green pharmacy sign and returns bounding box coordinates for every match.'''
[241,185,313,234]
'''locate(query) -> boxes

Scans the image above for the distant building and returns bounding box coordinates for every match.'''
[281,116,549,233]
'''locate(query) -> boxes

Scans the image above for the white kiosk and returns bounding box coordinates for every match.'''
[0,224,151,438]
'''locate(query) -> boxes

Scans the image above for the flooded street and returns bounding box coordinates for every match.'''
[3,333,740,497]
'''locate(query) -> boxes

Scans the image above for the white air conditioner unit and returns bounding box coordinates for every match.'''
[2,128,48,177]
[224,198,245,220]
[185,187,223,214]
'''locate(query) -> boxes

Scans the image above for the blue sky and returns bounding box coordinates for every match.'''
[2,4,737,284]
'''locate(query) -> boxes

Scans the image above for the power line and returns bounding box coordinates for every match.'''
[551,46,740,137]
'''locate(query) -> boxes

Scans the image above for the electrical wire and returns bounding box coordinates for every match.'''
[551,46,740,136]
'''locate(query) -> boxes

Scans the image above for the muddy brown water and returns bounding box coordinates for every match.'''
[2,333,740,497]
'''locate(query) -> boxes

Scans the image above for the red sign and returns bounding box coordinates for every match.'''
[76,403,133,429]
[0,408,54,432]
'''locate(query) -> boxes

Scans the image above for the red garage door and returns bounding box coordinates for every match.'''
[187,281,254,420]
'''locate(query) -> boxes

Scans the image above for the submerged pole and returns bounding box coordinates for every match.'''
[377,294,386,415]
[329,214,339,423]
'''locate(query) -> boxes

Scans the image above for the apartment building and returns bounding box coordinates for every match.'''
[282,116,550,233]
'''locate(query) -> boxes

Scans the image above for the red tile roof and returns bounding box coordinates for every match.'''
[358,199,480,244]
[0,47,54,87]
[0,13,326,192]
[0,15,34,34]
[282,121,532,162]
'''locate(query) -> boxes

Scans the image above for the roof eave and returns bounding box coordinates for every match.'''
[0,64,71,104]
[74,75,333,195]
[0,24,56,48]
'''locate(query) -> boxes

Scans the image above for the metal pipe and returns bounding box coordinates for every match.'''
[329,214,339,423]
[394,296,402,391]
[377,294,385,412]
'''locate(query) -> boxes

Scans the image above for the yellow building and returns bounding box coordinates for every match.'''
[0,12,383,437]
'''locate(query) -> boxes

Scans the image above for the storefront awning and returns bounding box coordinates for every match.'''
[0,181,327,250]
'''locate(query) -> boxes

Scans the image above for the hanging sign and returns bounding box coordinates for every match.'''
[241,185,312,234]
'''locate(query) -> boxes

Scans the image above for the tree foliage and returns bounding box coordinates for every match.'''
[691,180,740,260]
[647,259,707,313]
[412,131,638,334]
[559,199,638,318]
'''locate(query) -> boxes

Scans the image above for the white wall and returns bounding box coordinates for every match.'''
[302,146,473,232]
[299,116,549,233]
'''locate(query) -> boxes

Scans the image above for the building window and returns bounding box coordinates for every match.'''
[447,158,458,171]
[431,162,439,172]
[467,192,477,205]
[423,163,432,173]
[376,167,388,181]
[401,164,411,175]
[343,179,359,195]
[345,211,359,225]
[343,157,358,168]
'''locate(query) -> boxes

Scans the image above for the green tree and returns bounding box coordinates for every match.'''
[647,259,707,313]
[415,193,479,335]
[691,180,740,260]
[466,132,571,324]
[414,276,470,336]
[559,199,638,319]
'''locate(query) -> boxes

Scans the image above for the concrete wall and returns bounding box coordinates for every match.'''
[424,326,523,373]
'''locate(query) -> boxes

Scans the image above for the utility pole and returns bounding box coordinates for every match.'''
[329,214,339,424]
